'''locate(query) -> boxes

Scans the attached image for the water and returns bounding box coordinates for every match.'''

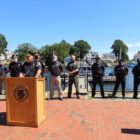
[103,67,139,91]
[44,67,140,92]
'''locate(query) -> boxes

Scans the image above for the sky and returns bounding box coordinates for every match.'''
[0,0,140,59]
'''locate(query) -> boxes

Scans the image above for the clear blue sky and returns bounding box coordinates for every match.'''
[0,0,140,59]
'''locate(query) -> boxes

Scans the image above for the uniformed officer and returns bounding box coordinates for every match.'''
[22,51,42,77]
[9,54,22,77]
[66,55,80,99]
[34,53,46,77]
[91,56,105,98]
[0,61,9,94]
[112,59,128,99]
[132,58,140,99]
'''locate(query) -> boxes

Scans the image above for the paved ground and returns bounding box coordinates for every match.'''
[1,92,140,140]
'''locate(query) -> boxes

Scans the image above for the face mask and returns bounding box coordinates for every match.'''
[52,58,57,62]
[12,58,18,62]
[71,59,74,62]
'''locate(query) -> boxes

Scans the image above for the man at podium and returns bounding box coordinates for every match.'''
[22,51,42,77]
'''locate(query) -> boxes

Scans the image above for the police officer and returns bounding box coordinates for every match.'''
[9,54,22,77]
[48,55,64,100]
[132,58,140,99]
[66,55,80,99]
[34,53,46,77]
[22,51,42,77]
[112,59,128,99]
[91,56,105,98]
[0,61,9,94]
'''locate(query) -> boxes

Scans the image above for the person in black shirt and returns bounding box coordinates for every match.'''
[9,54,22,77]
[112,59,128,98]
[34,53,46,77]
[0,61,9,94]
[48,55,64,100]
[22,51,42,77]
[91,56,105,98]
[132,58,140,98]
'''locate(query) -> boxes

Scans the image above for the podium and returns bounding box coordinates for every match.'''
[5,77,46,127]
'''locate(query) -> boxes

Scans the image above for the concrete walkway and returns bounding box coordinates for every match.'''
[1,93,140,140]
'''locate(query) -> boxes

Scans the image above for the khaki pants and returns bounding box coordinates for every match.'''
[49,75,63,98]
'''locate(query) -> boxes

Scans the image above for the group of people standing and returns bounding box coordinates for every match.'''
[91,56,140,99]
[0,52,80,101]
[48,54,80,100]
[0,52,140,100]
[0,51,44,94]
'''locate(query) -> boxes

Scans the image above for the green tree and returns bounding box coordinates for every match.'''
[15,43,37,62]
[39,40,71,65]
[74,40,91,60]
[111,39,129,61]
[69,46,77,55]
[0,33,8,60]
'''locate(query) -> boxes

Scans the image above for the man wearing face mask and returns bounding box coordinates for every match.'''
[22,51,42,77]
[34,53,46,77]
[112,59,128,99]
[9,54,23,77]
[132,58,140,99]
[48,55,64,100]
[66,55,80,99]
[91,56,105,98]
[0,61,9,94]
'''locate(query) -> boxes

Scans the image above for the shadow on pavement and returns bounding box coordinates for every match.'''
[121,128,140,135]
[0,112,7,126]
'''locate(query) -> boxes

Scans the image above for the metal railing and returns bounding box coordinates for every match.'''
[86,73,140,92]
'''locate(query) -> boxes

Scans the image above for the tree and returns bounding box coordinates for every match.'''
[0,33,8,60]
[14,43,37,62]
[74,40,91,60]
[39,40,71,65]
[111,39,129,61]
[69,46,77,55]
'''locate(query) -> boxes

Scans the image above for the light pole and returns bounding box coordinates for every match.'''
[76,47,80,61]
[119,46,122,59]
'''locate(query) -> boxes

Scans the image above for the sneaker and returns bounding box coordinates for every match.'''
[91,95,94,98]
[77,95,80,99]
[67,96,71,98]
[59,97,63,101]
[123,96,125,99]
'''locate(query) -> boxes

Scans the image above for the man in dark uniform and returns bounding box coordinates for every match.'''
[0,61,9,94]
[91,56,105,98]
[132,58,140,99]
[66,55,80,99]
[22,51,42,77]
[112,59,128,99]
[9,54,22,77]
[34,53,46,76]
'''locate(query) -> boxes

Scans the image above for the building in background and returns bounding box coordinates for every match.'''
[83,51,99,65]
[101,53,116,62]
[134,51,140,61]
[0,51,13,62]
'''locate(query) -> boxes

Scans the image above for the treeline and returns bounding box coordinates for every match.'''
[0,33,129,66]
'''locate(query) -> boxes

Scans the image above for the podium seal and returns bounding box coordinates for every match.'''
[14,86,28,102]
